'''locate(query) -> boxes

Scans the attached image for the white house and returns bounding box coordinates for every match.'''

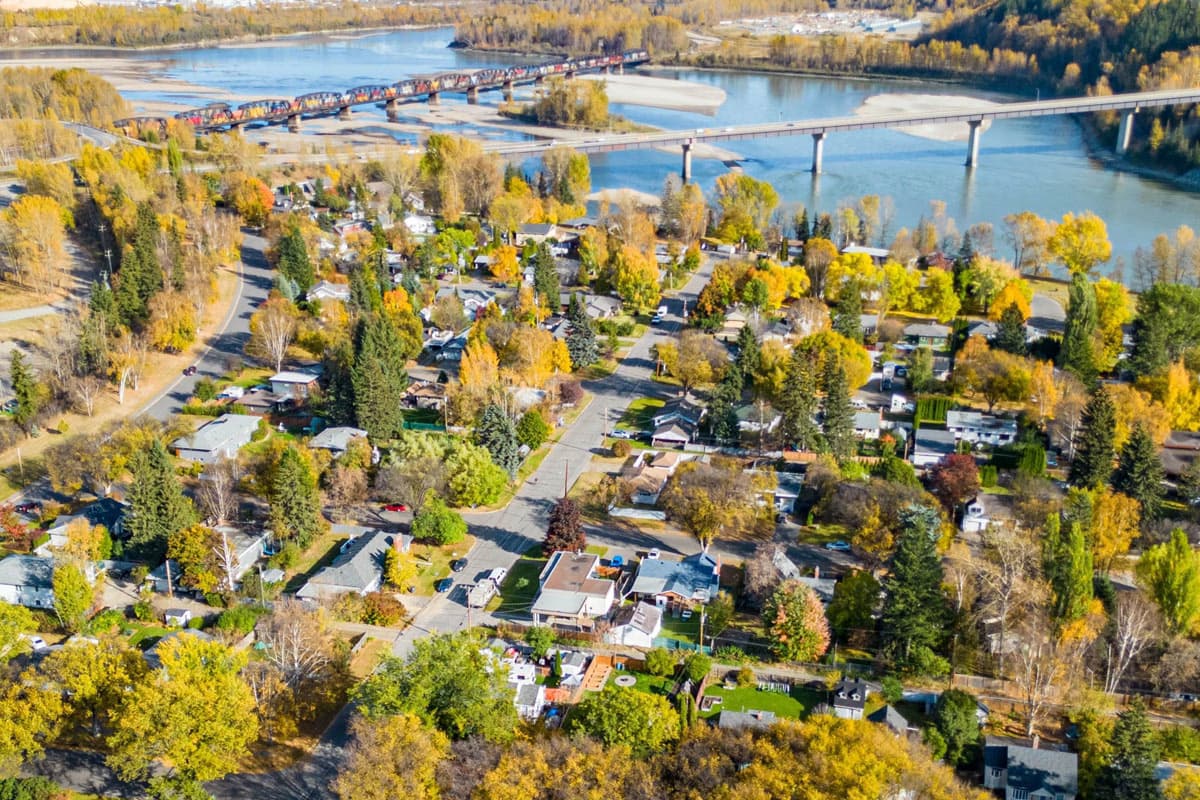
[306,280,351,303]
[172,414,261,464]
[604,601,663,648]
[530,552,616,628]
[404,214,436,236]
[40,498,128,555]
[831,678,870,720]
[853,410,883,440]
[946,410,1018,446]
[512,682,547,721]
[0,555,54,609]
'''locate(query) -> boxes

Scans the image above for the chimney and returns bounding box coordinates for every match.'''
[813,565,820,580]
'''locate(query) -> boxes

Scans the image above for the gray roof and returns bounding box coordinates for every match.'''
[652,421,693,442]
[309,426,367,453]
[50,498,128,535]
[654,396,706,426]
[832,678,870,710]
[853,410,882,430]
[989,741,1078,796]
[795,575,837,604]
[0,555,53,589]
[914,428,957,455]
[172,414,260,456]
[631,552,720,603]
[717,709,777,730]
[270,371,319,384]
[904,322,951,338]
[612,601,662,635]
[296,529,396,598]
[519,223,556,236]
[868,704,909,735]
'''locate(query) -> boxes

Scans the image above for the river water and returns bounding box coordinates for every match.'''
[130,27,1200,274]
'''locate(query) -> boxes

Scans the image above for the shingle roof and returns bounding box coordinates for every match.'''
[631,552,720,603]
[717,709,777,730]
[832,678,869,710]
[1005,744,1078,795]
[51,498,127,534]
[172,414,260,456]
[309,426,367,452]
[868,704,909,735]
[904,322,951,338]
[296,530,394,598]
[0,555,53,589]
[612,601,662,635]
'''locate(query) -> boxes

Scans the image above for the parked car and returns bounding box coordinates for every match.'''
[183,365,198,376]
[646,548,661,560]
[382,503,410,513]
[450,558,468,573]
[218,386,245,400]
[824,540,852,551]
[610,429,637,440]
[435,577,454,593]
[14,502,39,515]
[25,635,48,653]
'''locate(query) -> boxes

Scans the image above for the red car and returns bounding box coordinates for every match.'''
[183,366,198,376]
[383,503,410,513]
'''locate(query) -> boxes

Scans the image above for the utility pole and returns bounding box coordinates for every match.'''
[165,559,174,599]
[563,462,568,498]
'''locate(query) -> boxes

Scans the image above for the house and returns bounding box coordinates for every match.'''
[967,320,999,340]
[145,559,182,594]
[332,219,367,239]
[932,355,953,381]
[172,414,261,464]
[237,389,282,416]
[946,410,1018,446]
[860,313,879,338]
[306,280,352,303]
[309,426,368,456]
[296,528,409,600]
[651,421,695,448]
[904,322,952,349]
[404,382,448,411]
[403,214,436,236]
[868,705,911,736]
[773,474,803,514]
[983,738,1078,800]
[960,494,1014,534]
[772,547,800,581]
[853,410,883,440]
[215,527,271,584]
[842,244,890,264]
[626,465,673,506]
[558,650,589,680]
[0,555,54,609]
[912,428,957,468]
[270,370,320,400]
[604,601,663,648]
[41,498,128,554]
[1159,430,1200,478]
[585,295,622,320]
[830,678,870,720]
[164,608,192,627]
[516,222,559,245]
[432,287,496,318]
[512,682,547,721]
[630,551,721,608]
[653,396,706,429]
[717,709,778,731]
[715,309,748,343]
[530,551,617,628]
[760,320,798,347]
[737,403,782,433]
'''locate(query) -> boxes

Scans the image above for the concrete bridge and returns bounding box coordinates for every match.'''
[484,86,1200,179]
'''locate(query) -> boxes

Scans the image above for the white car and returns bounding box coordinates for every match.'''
[218,386,245,400]
[647,548,661,560]
[487,567,508,586]
[25,635,48,653]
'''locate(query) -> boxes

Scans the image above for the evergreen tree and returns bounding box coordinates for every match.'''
[1070,388,1116,488]
[735,324,760,376]
[881,504,948,667]
[9,350,41,433]
[1049,521,1094,623]
[544,497,586,553]
[821,358,855,463]
[707,375,742,447]
[351,314,409,439]
[270,445,324,548]
[1113,423,1165,520]
[994,303,1028,355]
[349,265,380,313]
[114,249,148,328]
[277,224,314,294]
[814,213,833,240]
[1094,700,1162,800]
[125,439,195,558]
[908,346,934,394]
[832,279,863,343]
[322,340,357,426]
[780,348,822,451]
[89,278,118,331]
[957,231,975,265]
[531,242,559,308]
[1060,272,1098,383]
[566,314,598,370]
[794,208,810,243]
[475,404,520,475]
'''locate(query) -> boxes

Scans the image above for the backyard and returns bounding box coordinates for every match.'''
[699,684,825,721]
[410,534,477,595]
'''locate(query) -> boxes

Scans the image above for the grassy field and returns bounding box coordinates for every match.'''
[699,685,825,720]
[795,524,848,546]
[618,397,664,431]
[489,555,546,615]
[283,531,349,593]
[660,613,702,644]
[630,671,675,697]
[410,534,476,596]
[402,407,443,425]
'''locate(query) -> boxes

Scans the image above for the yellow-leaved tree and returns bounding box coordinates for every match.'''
[0,193,72,291]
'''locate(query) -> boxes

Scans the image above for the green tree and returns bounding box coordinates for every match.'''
[1060,272,1098,383]
[352,314,409,440]
[8,351,40,434]
[933,689,982,767]
[908,346,934,393]
[410,494,466,545]
[354,632,518,742]
[1136,528,1200,636]
[445,443,508,507]
[1070,388,1116,488]
[516,410,550,450]
[1129,284,1200,376]
[735,324,761,377]
[544,497,585,554]
[0,602,34,663]
[1113,423,1165,520]
[1094,700,1162,800]
[643,648,676,677]
[523,626,556,657]
[565,305,598,370]
[994,303,1028,355]
[779,348,822,451]
[125,439,196,557]
[832,278,863,343]
[531,242,559,308]
[762,580,831,662]
[567,685,679,755]
[826,569,881,641]
[880,504,947,668]
[821,358,855,463]
[276,223,314,293]
[1048,520,1094,623]
[107,636,257,783]
[475,404,520,476]
[269,445,324,548]
[682,652,712,683]
[51,563,94,634]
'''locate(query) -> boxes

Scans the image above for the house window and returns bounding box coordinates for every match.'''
[1011,790,1027,800]
[991,769,1002,779]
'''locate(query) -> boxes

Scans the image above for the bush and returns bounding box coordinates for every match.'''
[735,666,756,687]
[979,465,998,487]
[516,410,551,450]
[881,675,904,704]
[644,647,676,677]
[215,605,262,636]
[187,616,206,630]
[86,608,125,634]
[361,591,406,626]
[714,645,751,664]
[923,726,948,760]
[133,601,154,621]
[525,625,556,657]
[269,541,301,570]
[596,318,635,337]
[194,378,218,402]
[411,495,467,545]
[559,380,583,405]
[683,652,713,683]
[181,402,225,417]
[611,439,631,458]
[131,565,149,584]
[0,776,60,800]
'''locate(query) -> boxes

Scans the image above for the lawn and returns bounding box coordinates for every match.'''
[411,534,477,595]
[795,524,848,546]
[348,636,392,678]
[489,555,546,615]
[699,685,824,720]
[584,544,608,557]
[660,612,702,644]
[283,531,349,593]
[228,367,273,389]
[617,397,664,432]
[629,671,675,697]
[402,407,443,425]
[126,623,172,649]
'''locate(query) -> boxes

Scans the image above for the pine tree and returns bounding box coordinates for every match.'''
[1094,700,1162,800]
[9,350,41,433]
[125,439,195,558]
[794,208,810,243]
[832,278,863,343]
[814,213,833,240]
[881,504,948,667]
[957,231,975,265]
[1113,423,1165,520]
[780,348,822,451]
[566,314,598,370]
[821,358,855,463]
[531,242,559,308]
[277,224,314,293]
[475,404,520,475]
[1060,272,1098,383]
[270,445,324,548]
[1050,521,1094,623]
[735,324,760,376]
[114,249,148,328]
[351,314,409,439]
[545,498,586,554]
[1070,388,1116,488]
[994,303,1028,355]
[89,278,118,331]
[707,381,742,446]
[322,340,357,426]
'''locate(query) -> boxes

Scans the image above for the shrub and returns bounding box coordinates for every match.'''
[611,439,631,458]
[923,726,948,760]
[270,541,301,570]
[979,465,998,487]
[559,380,583,405]
[361,592,406,626]
[411,495,467,545]
[215,605,262,636]
[683,652,712,683]
[735,666,756,687]
[187,616,206,630]
[133,601,154,621]
[0,776,60,800]
[130,565,149,584]
[194,378,217,402]
[525,625,556,657]
[516,410,551,450]
[644,647,676,677]
[881,675,904,703]
[714,645,751,664]
[87,608,125,634]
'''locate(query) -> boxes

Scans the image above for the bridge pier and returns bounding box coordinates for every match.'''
[337,106,352,121]
[617,63,624,75]
[681,140,693,183]
[534,76,545,86]
[811,132,825,174]
[287,114,301,133]
[466,87,479,105]
[428,91,440,106]
[502,80,514,102]
[385,98,400,121]
[1117,108,1137,155]
[965,119,982,167]
[565,70,576,80]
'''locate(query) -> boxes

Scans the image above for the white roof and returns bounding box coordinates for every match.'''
[171,414,260,455]
[843,244,890,258]
[270,371,318,384]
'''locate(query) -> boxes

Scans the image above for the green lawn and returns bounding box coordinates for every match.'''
[402,407,443,425]
[410,535,477,596]
[629,672,675,697]
[489,556,546,615]
[660,613,702,644]
[126,624,172,649]
[283,532,349,593]
[699,685,824,720]
[618,397,664,431]
[795,524,848,546]
[585,544,608,557]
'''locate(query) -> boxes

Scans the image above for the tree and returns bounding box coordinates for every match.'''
[1004,211,1056,275]
[352,314,409,440]
[656,331,727,393]
[1091,489,1141,573]
[516,410,550,450]
[410,494,467,545]
[930,453,980,513]
[762,580,830,662]
[0,193,70,291]
[530,242,559,308]
[275,223,314,293]
[1094,700,1162,800]
[50,562,93,634]
[168,523,220,593]
[832,278,863,343]
[0,672,64,777]
[0,603,33,664]
[660,460,766,549]
[334,714,447,800]
[1129,284,1200,376]
[8,351,40,434]
[125,439,195,557]
[565,312,598,370]
[1137,529,1200,636]
[107,636,256,783]
[544,497,585,554]
[934,689,982,767]
[1049,211,1112,275]
[42,636,147,738]
[475,404,520,476]
[780,347,822,451]
[644,648,676,677]
[197,457,240,526]
[445,443,508,507]
[612,245,661,311]
[375,456,447,513]
[1113,423,1166,520]
[256,599,339,692]
[269,445,324,548]
[1104,592,1160,695]
[1048,521,1093,624]
[826,569,880,642]
[1060,272,1098,382]
[821,358,855,463]
[804,238,839,297]
[713,174,779,249]
[354,632,517,742]
[994,303,1028,355]
[248,296,299,372]
[1070,387,1116,488]
[567,685,679,755]
[881,504,947,668]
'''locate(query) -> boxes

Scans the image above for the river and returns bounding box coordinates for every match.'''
[127,26,1200,275]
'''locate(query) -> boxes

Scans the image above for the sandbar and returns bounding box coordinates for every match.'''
[578,73,725,115]
[855,93,1000,142]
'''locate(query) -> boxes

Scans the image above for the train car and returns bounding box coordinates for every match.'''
[237,99,289,120]
[295,91,342,112]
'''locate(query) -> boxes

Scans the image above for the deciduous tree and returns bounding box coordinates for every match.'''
[1049,211,1111,275]
[1136,528,1200,636]
[930,453,981,513]
[762,580,830,662]
[411,494,467,545]
[248,296,299,372]
[544,497,585,554]
[335,714,448,800]
[567,685,679,755]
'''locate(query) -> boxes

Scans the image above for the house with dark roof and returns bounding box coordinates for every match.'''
[868,705,912,736]
[0,555,54,609]
[1160,430,1200,478]
[41,498,129,554]
[653,396,706,429]
[529,552,616,628]
[983,738,1078,800]
[830,678,870,720]
[651,421,695,448]
[630,552,721,608]
[296,527,409,601]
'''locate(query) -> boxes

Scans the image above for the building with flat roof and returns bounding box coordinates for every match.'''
[530,552,616,628]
